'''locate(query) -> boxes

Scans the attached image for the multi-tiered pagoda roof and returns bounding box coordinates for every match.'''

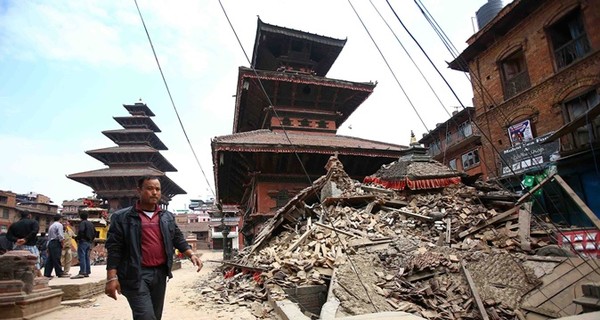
[68,102,185,208]
[212,19,408,224]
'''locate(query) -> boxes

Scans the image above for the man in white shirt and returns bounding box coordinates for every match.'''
[44,214,68,278]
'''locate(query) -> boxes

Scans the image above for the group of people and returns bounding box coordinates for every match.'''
[2,176,202,319]
[4,210,96,279]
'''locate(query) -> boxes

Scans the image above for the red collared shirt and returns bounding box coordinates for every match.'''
[136,202,166,267]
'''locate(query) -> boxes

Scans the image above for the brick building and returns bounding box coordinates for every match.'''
[0,191,59,233]
[419,107,488,178]
[449,0,600,217]
[0,191,19,233]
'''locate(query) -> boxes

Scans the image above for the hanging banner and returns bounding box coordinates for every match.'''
[500,132,560,177]
[508,119,534,146]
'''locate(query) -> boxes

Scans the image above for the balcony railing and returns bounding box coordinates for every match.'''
[428,124,476,157]
[555,35,591,69]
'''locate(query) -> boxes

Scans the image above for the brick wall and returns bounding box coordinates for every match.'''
[464,0,600,178]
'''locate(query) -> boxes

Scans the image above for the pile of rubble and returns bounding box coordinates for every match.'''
[197,156,560,319]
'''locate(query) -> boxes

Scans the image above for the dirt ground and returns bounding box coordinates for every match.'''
[35,250,262,320]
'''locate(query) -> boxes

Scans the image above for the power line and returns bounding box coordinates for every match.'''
[133,0,216,200]
[217,0,380,312]
[408,0,600,275]
[368,0,450,116]
[347,0,429,133]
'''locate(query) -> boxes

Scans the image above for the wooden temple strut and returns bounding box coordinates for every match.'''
[516,173,600,231]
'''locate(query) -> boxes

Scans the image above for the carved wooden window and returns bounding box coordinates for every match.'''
[548,9,590,70]
[282,117,292,126]
[461,149,480,170]
[563,90,600,150]
[500,50,530,99]
[317,120,328,128]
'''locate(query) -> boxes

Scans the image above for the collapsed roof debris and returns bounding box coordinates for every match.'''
[197,156,600,319]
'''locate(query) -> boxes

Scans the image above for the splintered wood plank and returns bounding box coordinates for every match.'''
[516,173,555,205]
[521,258,598,310]
[519,202,532,251]
[321,195,376,207]
[458,206,519,238]
[554,175,600,231]
[314,222,358,238]
[286,226,314,254]
[533,257,587,286]
[461,260,489,320]
[541,261,600,316]
[381,206,433,221]
[545,279,585,316]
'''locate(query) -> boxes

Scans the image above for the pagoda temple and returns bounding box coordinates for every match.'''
[212,19,409,246]
[68,102,185,210]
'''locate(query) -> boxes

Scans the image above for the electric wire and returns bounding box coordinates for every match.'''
[412,2,600,267]
[407,0,600,278]
[365,1,600,311]
[133,0,216,200]
[349,1,570,314]
[378,0,513,189]
[217,0,380,312]
[347,0,429,133]
[368,0,450,116]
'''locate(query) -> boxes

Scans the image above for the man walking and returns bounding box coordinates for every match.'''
[7,212,41,276]
[44,214,68,278]
[71,211,95,279]
[105,176,202,320]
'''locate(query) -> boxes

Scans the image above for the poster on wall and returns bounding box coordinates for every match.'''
[508,119,534,146]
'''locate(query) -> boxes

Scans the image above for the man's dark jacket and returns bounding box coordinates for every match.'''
[105,206,191,290]
[6,218,39,246]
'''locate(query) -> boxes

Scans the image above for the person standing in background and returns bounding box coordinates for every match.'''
[36,231,48,268]
[7,212,41,276]
[60,221,76,276]
[71,211,95,279]
[44,214,68,278]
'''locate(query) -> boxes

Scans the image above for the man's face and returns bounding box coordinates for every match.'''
[138,178,161,206]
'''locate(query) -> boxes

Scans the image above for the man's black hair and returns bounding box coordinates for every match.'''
[20,211,30,219]
[137,176,161,188]
[80,211,89,220]
[53,214,62,221]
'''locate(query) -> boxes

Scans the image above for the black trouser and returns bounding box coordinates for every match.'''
[44,239,63,277]
[122,265,168,320]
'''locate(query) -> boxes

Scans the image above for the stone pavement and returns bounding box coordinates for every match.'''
[45,265,108,300]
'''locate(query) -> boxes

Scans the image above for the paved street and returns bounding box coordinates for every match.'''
[35,250,259,320]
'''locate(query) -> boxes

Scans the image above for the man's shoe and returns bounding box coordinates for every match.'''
[44,276,54,280]
[70,274,85,279]
[84,274,90,277]
[58,273,71,278]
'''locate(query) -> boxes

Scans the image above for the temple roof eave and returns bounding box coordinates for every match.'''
[85,146,177,172]
[67,167,186,197]
[232,67,376,134]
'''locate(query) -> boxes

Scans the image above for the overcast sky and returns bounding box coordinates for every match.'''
[0,0,489,210]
